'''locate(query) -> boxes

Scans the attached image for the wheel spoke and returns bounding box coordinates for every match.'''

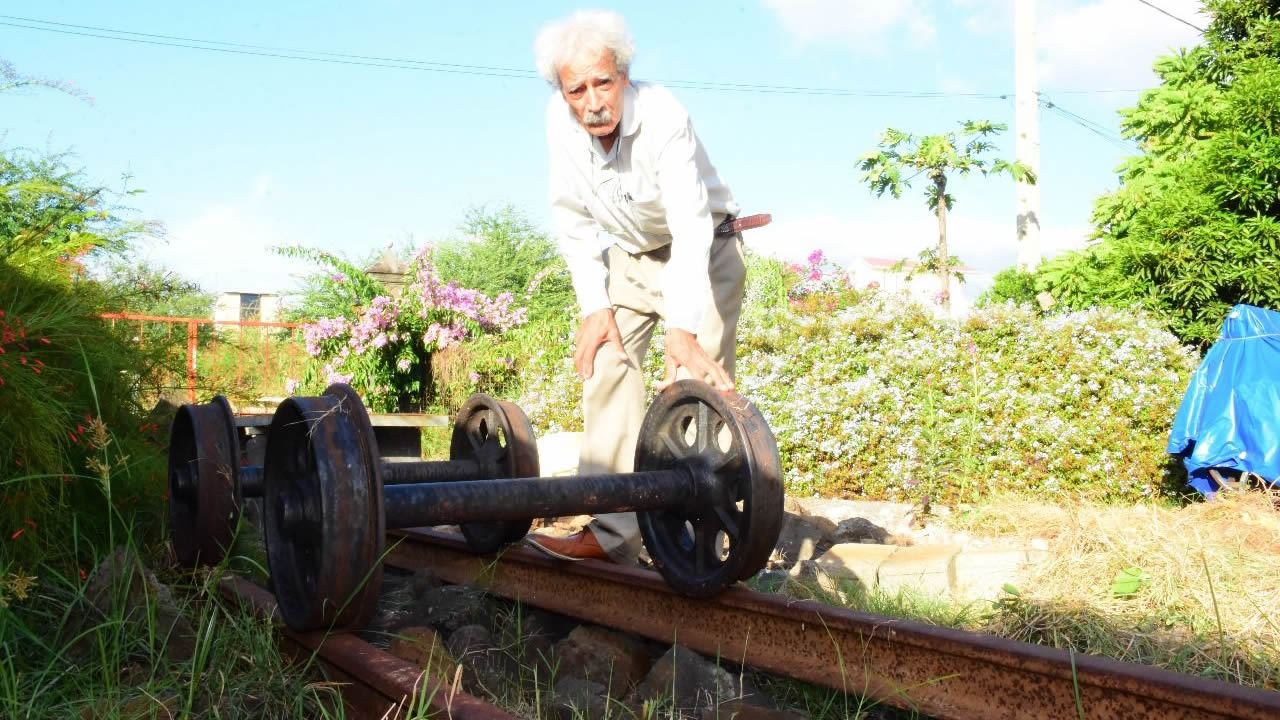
[713,504,741,541]
[695,402,712,452]
[660,428,685,459]
[712,446,740,470]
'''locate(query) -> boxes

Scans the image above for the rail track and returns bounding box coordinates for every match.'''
[223,527,1280,720]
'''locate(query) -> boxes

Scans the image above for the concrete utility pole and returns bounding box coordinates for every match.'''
[1014,0,1041,271]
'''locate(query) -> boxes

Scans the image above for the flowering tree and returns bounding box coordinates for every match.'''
[284,244,527,411]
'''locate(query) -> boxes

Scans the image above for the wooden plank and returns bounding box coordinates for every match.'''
[234,413,449,428]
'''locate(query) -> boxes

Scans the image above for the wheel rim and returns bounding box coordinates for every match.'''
[635,381,783,596]
[168,395,240,567]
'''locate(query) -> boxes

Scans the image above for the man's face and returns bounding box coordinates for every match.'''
[557,48,627,139]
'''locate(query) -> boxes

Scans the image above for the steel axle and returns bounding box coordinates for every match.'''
[167,390,534,567]
[263,380,783,632]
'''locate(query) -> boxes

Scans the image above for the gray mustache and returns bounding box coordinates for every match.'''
[584,108,614,127]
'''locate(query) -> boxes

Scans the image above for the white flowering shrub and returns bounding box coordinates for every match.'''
[516,253,1201,502]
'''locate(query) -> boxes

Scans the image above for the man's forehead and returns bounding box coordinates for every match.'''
[559,48,618,85]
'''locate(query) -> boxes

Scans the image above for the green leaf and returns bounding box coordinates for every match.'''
[1109,567,1149,598]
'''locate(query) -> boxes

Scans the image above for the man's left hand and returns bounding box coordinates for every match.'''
[656,328,734,392]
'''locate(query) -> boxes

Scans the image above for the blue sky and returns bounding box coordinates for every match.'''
[1,0,1206,295]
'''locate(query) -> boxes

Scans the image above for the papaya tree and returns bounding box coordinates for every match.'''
[859,121,1035,311]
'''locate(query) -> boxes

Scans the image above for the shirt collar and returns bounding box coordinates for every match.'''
[619,82,640,138]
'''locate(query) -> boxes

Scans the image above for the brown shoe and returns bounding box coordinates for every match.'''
[525,530,611,561]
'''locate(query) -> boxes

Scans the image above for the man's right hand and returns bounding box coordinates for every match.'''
[574,308,629,380]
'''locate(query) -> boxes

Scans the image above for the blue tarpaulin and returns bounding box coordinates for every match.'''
[1168,304,1280,496]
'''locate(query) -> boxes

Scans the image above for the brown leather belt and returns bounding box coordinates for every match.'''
[715,213,772,237]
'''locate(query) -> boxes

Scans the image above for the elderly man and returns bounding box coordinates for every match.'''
[527,10,747,563]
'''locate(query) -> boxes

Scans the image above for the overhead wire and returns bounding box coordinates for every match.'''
[1039,95,1138,153]
[1,13,1145,152]
[0,13,1134,99]
[1132,0,1206,33]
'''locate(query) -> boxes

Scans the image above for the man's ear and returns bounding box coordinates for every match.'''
[622,72,631,87]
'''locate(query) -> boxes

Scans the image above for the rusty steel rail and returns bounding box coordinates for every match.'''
[387,528,1280,720]
[219,577,517,720]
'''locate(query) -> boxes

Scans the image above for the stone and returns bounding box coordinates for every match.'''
[75,547,196,662]
[368,569,445,637]
[785,560,851,600]
[446,624,507,695]
[553,625,653,698]
[630,645,761,713]
[771,512,828,566]
[812,543,898,590]
[831,517,891,545]
[388,626,456,674]
[876,544,960,596]
[551,676,611,720]
[952,549,1038,602]
[416,583,493,634]
[538,431,583,477]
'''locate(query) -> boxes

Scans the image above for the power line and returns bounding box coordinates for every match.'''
[0,13,541,78]
[1039,95,1137,152]
[0,20,537,80]
[0,13,1135,99]
[1133,0,1205,33]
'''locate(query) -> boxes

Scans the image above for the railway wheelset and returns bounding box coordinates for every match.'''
[167,380,784,631]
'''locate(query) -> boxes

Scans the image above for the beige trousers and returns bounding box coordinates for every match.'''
[581,234,746,563]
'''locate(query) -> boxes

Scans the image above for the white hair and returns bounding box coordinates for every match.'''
[534,10,635,89]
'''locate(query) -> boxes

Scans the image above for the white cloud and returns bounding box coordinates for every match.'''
[760,0,936,53]
[1038,0,1206,89]
[764,0,1205,90]
[146,204,312,295]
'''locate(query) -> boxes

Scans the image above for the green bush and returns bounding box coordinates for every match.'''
[516,254,1200,503]
[1030,1,1280,346]
[979,266,1038,307]
[1,146,177,570]
[738,295,1198,502]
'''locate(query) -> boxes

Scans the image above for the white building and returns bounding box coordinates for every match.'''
[213,292,282,324]
[848,257,985,318]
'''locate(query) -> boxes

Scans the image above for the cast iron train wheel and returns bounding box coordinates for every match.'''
[168,395,241,567]
[452,394,540,552]
[263,384,384,631]
[635,380,784,595]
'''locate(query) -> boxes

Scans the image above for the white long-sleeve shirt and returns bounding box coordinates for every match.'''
[546,81,739,333]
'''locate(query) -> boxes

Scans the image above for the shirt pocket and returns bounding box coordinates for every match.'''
[624,183,668,233]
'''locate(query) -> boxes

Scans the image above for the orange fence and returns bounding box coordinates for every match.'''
[101,313,305,404]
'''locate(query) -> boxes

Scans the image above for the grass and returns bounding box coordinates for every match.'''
[772,490,1280,692]
[1,532,348,718]
[963,491,1280,689]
